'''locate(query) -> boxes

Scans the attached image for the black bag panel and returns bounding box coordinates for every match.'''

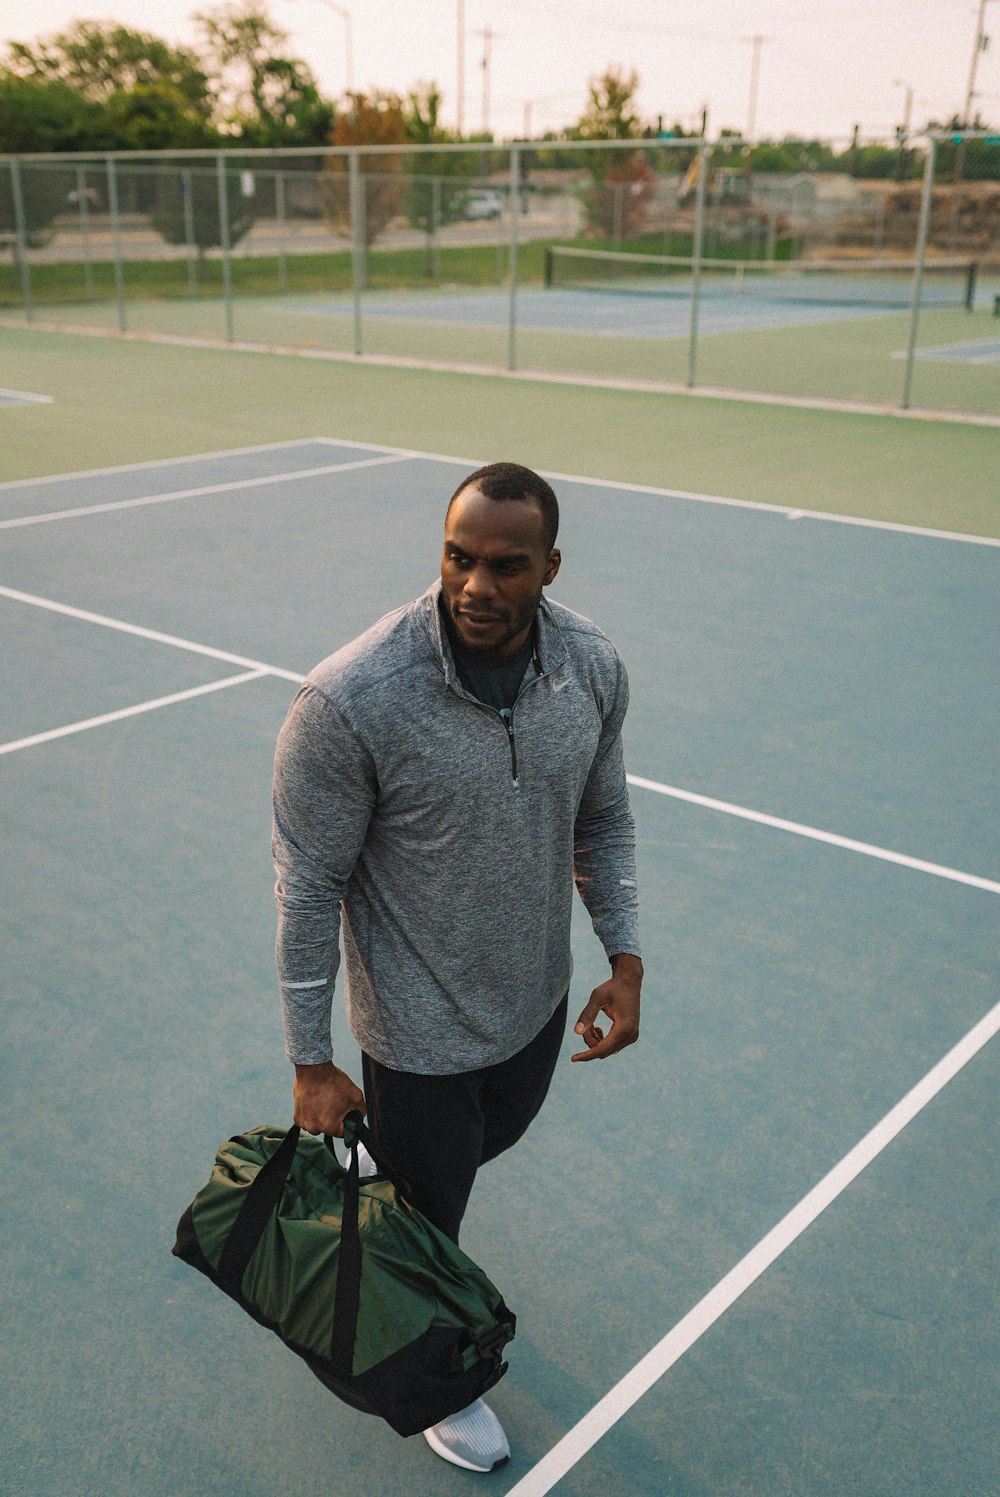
[310,1325,511,1438]
[173,1213,511,1437]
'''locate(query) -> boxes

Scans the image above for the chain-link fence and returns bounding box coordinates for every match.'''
[3,134,998,417]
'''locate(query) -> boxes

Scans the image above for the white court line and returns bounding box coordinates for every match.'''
[0,387,53,406]
[0,452,408,530]
[4,437,998,546]
[0,585,306,684]
[0,669,269,756]
[0,435,332,491]
[5,587,997,900]
[627,774,1000,895]
[505,995,1000,1497]
[308,437,1000,548]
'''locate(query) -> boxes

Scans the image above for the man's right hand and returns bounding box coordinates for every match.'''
[293,1061,366,1137]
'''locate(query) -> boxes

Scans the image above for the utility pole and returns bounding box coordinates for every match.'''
[893,79,914,180]
[475,25,500,137]
[457,0,465,136]
[955,0,992,184]
[963,0,992,126]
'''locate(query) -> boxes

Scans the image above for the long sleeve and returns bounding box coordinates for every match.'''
[572,659,641,960]
[272,683,377,1063]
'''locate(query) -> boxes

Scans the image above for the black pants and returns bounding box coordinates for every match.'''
[361,994,568,1243]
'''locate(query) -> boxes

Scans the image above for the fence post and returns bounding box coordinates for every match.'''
[431,176,441,283]
[216,153,234,342]
[276,169,288,294]
[76,164,95,301]
[9,157,33,322]
[687,142,709,389]
[105,157,127,333]
[182,168,197,296]
[901,136,936,411]
[508,146,521,371]
[349,152,364,356]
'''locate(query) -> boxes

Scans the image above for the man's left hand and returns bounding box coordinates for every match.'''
[571,951,643,1062]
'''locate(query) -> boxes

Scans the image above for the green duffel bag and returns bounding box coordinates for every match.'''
[172,1112,516,1437]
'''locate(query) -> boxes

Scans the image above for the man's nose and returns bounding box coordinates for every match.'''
[463,564,497,598]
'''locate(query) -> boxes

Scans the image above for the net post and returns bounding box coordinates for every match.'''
[349,151,364,357]
[105,157,127,333]
[687,142,709,389]
[216,152,235,343]
[900,136,935,411]
[507,145,521,372]
[543,245,553,287]
[964,260,977,313]
[8,157,33,323]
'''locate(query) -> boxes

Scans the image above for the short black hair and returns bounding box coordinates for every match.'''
[448,462,559,551]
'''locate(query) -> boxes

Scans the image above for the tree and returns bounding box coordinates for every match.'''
[193,1,332,144]
[402,83,478,273]
[322,92,407,249]
[151,165,256,275]
[573,66,644,141]
[0,156,68,256]
[571,68,656,240]
[102,84,221,151]
[4,21,211,115]
[235,58,334,147]
[0,72,105,153]
[0,76,105,256]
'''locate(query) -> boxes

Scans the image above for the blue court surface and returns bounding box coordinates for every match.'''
[915,337,1000,364]
[2,439,998,1497]
[273,286,900,338]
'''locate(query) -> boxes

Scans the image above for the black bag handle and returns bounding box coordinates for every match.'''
[215,1120,366,1378]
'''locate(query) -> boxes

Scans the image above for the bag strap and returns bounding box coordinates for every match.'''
[328,1121,362,1375]
[215,1119,368,1379]
[216,1125,302,1289]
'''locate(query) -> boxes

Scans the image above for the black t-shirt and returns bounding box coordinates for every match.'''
[440,599,537,712]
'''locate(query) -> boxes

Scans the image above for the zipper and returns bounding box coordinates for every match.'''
[498,707,518,783]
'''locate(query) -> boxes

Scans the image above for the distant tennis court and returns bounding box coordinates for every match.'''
[3,436,997,1497]
[274,285,905,338]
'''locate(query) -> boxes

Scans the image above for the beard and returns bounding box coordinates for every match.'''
[449,592,541,657]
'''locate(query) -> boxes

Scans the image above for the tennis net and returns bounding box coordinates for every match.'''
[544,247,978,311]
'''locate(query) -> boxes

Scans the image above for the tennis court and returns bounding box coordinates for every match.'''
[2,418,997,1496]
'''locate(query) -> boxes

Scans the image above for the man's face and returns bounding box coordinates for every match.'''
[441,485,561,658]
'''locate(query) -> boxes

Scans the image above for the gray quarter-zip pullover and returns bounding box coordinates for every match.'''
[272,581,640,1073]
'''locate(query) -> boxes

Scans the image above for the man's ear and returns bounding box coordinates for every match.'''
[543,549,561,586]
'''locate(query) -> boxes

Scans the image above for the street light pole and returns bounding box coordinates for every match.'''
[744,34,772,144]
[285,0,354,94]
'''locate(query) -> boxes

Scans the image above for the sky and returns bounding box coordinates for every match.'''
[2,0,997,146]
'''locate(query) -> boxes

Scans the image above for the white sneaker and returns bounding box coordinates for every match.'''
[423,1398,511,1472]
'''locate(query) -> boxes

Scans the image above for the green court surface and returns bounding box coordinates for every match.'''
[1,338,998,1497]
[7,283,1000,417]
[1,324,999,537]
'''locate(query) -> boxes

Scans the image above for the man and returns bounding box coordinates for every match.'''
[272,461,642,1472]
